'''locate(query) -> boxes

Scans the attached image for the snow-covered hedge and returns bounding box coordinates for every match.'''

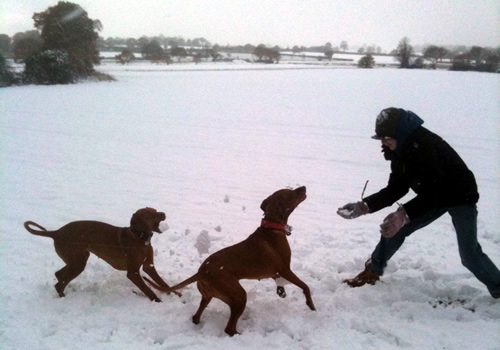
[23,49,74,85]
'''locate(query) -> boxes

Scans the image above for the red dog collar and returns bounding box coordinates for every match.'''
[260,220,292,235]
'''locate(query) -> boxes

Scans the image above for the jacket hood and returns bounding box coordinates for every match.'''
[395,109,424,154]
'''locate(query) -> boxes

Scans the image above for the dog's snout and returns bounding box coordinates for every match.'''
[158,212,166,220]
[295,186,307,201]
[296,186,306,195]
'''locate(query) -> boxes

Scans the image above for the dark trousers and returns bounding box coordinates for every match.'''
[367,204,500,298]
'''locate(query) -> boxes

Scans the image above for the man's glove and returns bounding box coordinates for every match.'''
[380,206,409,238]
[337,201,369,219]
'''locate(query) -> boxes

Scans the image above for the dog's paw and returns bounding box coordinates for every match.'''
[276,286,287,298]
[171,291,182,298]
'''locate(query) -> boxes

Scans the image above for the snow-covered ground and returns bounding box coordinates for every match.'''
[1,62,499,350]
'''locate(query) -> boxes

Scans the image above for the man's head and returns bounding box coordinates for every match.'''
[372,107,424,155]
[372,107,400,151]
[371,107,400,141]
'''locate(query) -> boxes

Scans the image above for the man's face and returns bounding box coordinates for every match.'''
[381,139,397,151]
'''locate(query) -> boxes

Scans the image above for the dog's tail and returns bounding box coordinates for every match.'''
[24,221,55,238]
[145,273,199,293]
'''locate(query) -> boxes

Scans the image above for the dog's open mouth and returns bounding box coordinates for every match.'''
[153,212,167,233]
[152,223,162,233]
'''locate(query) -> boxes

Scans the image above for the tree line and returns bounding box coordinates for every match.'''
[1,1,499,86]
[393,37,499,71]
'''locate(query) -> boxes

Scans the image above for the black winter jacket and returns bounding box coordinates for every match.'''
[364,126,479,221]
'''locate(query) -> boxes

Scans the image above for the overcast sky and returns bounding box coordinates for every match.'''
[1,0,498,51]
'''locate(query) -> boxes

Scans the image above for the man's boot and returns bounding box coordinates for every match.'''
[343,268,380,287]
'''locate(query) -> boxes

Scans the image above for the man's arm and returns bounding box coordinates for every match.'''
[364,171,410,213]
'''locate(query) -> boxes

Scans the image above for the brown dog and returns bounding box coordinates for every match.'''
[147,186,316,335]
[24,207,179,302]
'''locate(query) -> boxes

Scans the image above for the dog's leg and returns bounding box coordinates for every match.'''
[54,251,90,297]
[54,266,70,297]
[222,281,247,336]
[192,296,212,325]
[126,268,162,302]
[142,247,182,297]
[279,270,316,311]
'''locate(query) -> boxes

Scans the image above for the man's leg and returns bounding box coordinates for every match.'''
[450,204,500,298]
[345,207,448,287]
[368,207,448,275]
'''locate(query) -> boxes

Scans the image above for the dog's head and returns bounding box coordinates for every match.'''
[260,186,307,223]
[130,207,166,235]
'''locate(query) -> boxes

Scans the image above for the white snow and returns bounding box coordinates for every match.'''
[338,208,354,217]
[1,62,499,350]
[376,109,391,125]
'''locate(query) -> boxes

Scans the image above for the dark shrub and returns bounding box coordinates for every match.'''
[0,54,17,87]
[450,61,473,71]
[409,57,425,69]
[23,49,74,85]
[358,54,375,68]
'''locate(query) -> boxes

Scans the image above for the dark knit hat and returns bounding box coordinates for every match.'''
[371,107,401,140]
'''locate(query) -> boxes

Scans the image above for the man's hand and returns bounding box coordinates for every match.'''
[380,206,409,237]
[337,201,369,219]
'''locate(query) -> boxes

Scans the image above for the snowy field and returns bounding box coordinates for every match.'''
[1,61,499,350]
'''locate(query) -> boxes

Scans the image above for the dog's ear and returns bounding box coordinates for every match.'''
[261,196,288,220]
[130,210,151,234]
[130,212,141,230]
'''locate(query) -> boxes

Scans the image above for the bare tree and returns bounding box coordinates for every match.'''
[395,37,413,68]
[423,45,449,68]
[423,45,439,66]
[437,47,449,62]
[469,46,483,67]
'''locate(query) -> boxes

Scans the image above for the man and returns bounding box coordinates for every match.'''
[337,107,500,299]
